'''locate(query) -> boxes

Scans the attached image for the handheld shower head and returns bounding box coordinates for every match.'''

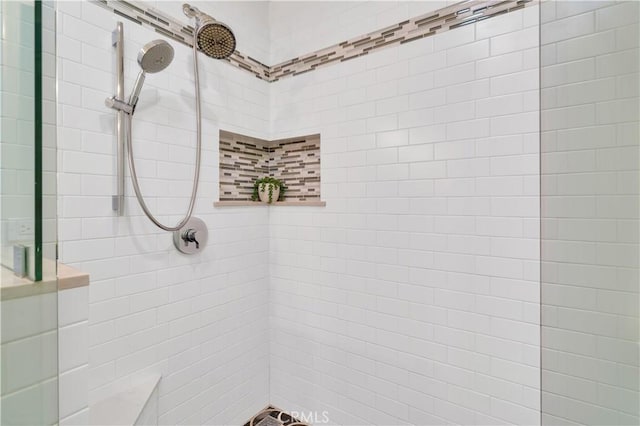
[138,39,175,73]
[129,39,174,112]
[183,3,236,59]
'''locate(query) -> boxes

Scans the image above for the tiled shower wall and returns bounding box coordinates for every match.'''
[0,0,57,279]
[266,0,534,82]
[541,1,640,424]
[269,135,321,201]
[269,4,540,425]
[56,1,270,424]
[55,0,549,424]
[219,131,270,201]
[268,1,453,65]
[1,3,59,425]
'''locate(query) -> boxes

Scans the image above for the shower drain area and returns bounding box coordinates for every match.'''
[244,405,310,426]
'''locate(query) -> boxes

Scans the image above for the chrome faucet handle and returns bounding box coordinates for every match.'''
[182,228,199,249]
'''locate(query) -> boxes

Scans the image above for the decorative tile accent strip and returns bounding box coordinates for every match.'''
[90,0,271,80]
[268,0,535,81]
[219,131,269,201]
[269,134,321,201]
[219,130,321,202]
[92,0,535,82]
[243,406,309,426]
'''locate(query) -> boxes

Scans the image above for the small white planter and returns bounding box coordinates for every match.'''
[258,184,280,204]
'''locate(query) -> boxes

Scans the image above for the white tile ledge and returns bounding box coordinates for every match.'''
[1,261,90,300]
[89,375,161,426]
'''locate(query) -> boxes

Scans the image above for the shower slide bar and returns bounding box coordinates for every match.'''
[111,22,125,216]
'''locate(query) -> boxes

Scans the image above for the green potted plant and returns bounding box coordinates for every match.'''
[251,177,286,204]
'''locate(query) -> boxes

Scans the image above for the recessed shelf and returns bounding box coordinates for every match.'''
[214,201,326,207]
[219,130,321,204]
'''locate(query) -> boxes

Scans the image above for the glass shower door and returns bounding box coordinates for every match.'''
[540,1,640,424]
[0,1,58,424]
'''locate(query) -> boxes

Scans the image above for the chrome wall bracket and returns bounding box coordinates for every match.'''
[105,96,133,115]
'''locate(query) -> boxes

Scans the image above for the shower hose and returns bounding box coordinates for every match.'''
[124,22,203,232]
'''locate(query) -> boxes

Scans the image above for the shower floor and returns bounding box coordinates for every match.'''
[244,406,309,426]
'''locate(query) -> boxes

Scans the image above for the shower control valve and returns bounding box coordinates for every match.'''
[173,217,208,254]
[182,228,199,249]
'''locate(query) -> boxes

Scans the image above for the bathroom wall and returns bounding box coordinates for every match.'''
[58,285,89,425]
[1,291,59,425]
[1,0,36,274]
[1,0,57,282]
[268,1,454,65]
[1,2,59,425]
[540,1,640,424]
[269,3,541,425]
[152,0,270,65]
[56,1,270,424]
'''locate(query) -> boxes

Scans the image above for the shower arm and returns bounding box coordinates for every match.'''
[182,4,201,19]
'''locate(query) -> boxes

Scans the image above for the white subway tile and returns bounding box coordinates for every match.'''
[60,408,89,426]
[408,87,447,110]
[433,25,475,52]
[409,50,447,75]
[59,286,89,327]
[434,63,476,88]
[491,112,539,136]
[477,93,523,118]
[446,40,490,66]
[446,79,490,104]
[541,12,595,45]
[398,144,434,163]
[477,51,523,79]
[59,365,89,419]
[59,321,89,373]
[492,27,538,56]
[398,71,435,95]
[491,69,539,96]
[478,11,523,39]
[408,124,446,145]
[446,119,490,141]
[596,2,639,31]
[377,129,409,148]
[556,29,616,62]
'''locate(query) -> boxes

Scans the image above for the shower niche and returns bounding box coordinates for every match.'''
[215,130,324,206]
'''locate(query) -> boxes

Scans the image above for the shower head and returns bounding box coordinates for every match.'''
[196,19,236,59]
[128,39,174,112]
[183,3,236,59]
[138,39,174,73]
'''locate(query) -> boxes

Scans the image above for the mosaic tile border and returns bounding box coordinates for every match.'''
[92,0,535,82]
[219,130,321,202]
[91,0,271,79]
[268,0,535,81]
